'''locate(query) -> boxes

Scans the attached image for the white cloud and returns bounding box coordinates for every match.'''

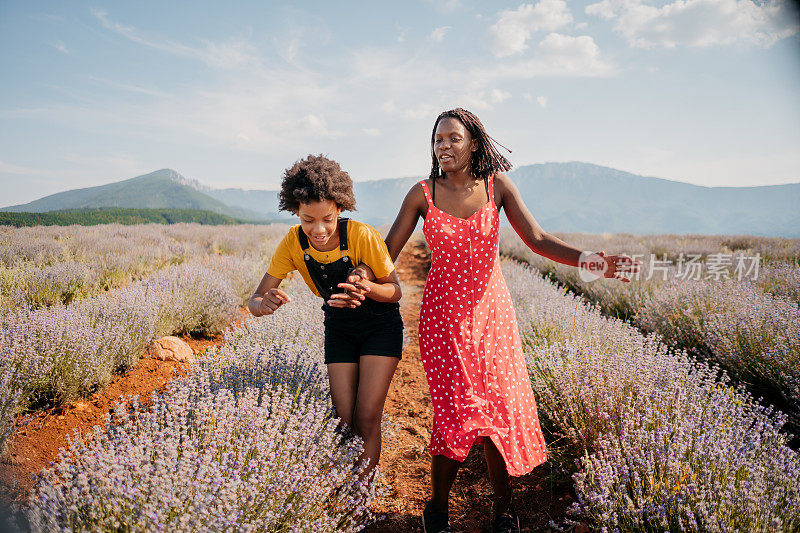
[575,21,588,29]
[488,0,574,57]
[430,26,451,42]
[523,92,533,100]
[362,127,381,137]
[485,33,617,79]
[490,89,511,104]
[402,104,437,120]
[585,0,800,48]
[92,9,259,69]
[536,96,547,107]
[380,100,437,120]
[51,40,69,54]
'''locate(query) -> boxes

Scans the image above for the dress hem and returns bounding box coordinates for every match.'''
[430,431,548,477]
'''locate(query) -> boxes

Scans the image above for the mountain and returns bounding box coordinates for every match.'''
[507,162,800,238]
[1,169,265,221]
[205,188,282,220]
[3,163,798,237]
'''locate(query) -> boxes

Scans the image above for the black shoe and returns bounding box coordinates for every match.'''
[422,500,452,533]
[491,504,520,533]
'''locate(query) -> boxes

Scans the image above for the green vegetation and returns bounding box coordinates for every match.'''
[0,208,249,227]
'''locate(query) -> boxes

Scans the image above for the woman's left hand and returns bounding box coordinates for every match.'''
[596,250,643,283]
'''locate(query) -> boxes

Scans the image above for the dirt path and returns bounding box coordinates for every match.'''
[369,241,581,533]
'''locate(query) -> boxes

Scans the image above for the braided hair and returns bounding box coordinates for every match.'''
[429,108,512,181]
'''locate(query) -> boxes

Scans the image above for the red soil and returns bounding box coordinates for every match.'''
[0,309,250,508]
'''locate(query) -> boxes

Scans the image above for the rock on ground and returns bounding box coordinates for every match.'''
[147,336,195,362]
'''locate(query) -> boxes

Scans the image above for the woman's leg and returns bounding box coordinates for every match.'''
[327,362,359,429]
[484,437,514,518]
[430,454,461,514]
[352,355,399,478]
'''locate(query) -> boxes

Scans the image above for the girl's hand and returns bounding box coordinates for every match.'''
[350,263,375,282]
[326,267,372,308]
[596,250,642,283]
[258,288,291,315]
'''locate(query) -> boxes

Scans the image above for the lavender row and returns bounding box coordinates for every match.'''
[21,277,381,532]
[500,230,800,438]
[0,223,286,311]
[498,228,800,264]
[635,278,800,434]
[0,254,264,457]
[502,259,800,532]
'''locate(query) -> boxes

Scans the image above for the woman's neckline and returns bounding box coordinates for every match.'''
[426,177,494,222]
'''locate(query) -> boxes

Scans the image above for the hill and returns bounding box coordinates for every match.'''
[507,162,800,237]
[1,169,264,221]
[4,163,798,237]
[0,208,249,227]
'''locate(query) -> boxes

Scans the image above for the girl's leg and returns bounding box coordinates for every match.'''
[430,454,461,514]
[484,437,513,518]
[327,362,359,428]
[352,355,399,477]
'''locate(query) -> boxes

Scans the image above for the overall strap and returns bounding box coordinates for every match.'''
[338,218,349,251]
[297,225,309,249]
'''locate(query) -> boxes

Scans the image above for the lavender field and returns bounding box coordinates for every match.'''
[0,223,287,455]
[500,229,800,447]
[3,223,800,532]
[20,275,382,532]
[504,259,800,532]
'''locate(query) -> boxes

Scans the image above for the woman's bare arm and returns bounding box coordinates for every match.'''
[496,173,641,281]
[384,183,427,263]
[495,173,584,268]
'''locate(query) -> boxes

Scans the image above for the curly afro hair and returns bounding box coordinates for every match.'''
[278,154,357,213]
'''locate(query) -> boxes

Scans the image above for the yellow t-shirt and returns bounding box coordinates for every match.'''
[266,219,395,298]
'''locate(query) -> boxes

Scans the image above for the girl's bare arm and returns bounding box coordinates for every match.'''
[248,271,291,316]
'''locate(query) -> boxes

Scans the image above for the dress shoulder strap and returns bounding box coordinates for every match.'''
[487,173,497,208]
[419,180,434,208]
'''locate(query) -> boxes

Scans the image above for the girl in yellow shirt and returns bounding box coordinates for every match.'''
[248,154,403,480]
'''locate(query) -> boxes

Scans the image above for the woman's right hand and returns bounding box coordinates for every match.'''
[257,288,291,316]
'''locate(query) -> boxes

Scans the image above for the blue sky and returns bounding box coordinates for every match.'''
[1,0,799,205]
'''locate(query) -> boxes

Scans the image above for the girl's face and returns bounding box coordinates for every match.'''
[297,200,340,248]
[433,117,477,175]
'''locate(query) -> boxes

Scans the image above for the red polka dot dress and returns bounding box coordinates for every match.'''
[417,174,547,476]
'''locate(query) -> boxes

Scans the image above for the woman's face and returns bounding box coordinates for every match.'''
[297,199,340,248]
[433,117,477,175]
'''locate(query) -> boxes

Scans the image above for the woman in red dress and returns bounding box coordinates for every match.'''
[381,108,639,533]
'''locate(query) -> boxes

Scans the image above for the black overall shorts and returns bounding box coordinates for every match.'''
[298,218,404,364]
